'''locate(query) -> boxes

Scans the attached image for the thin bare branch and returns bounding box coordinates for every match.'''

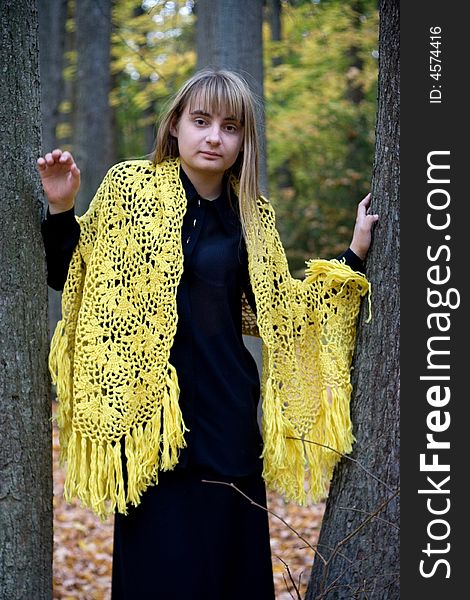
[316,490,400,598]
[334,489,399,550]
[337,505,400,530]
[276,555,303,600]
[201,479,327,565]
[286,436,396,493]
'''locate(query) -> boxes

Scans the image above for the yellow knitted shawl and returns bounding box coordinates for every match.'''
[49,157,370,519]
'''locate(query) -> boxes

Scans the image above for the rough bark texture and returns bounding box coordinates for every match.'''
[0,2,53,598]
[73,0,114,215]
[306,1,400,598]
[196,0,267,191]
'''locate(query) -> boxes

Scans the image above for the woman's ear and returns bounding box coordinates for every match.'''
[169,117,178,138]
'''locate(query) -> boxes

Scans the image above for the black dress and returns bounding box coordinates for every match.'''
[42,167,363,600]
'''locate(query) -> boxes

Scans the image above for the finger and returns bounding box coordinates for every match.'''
[59,151,73,163]
[44,152,56,165]
[356,194,371,219]
[70,164,80,177]
[37,157,46,170]
[366,213,379,223]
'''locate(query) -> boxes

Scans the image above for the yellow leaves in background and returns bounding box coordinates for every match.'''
[264,1,379,270]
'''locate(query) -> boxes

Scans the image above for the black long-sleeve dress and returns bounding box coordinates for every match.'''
[42,167,362,600]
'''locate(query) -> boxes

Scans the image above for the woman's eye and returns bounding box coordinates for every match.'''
[194,118,206,126]
[225,124,238,132]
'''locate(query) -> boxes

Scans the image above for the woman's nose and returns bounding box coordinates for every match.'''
[206,125,221,144]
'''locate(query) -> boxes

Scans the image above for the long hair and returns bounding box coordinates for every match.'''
[152,69,262,243]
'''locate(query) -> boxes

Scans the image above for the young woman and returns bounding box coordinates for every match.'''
[39,69,378,600]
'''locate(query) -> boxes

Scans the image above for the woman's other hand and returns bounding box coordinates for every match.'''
[37,149,81,214]
[349,193,379,260]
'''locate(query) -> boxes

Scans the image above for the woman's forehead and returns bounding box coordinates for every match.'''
[185,88,244,122]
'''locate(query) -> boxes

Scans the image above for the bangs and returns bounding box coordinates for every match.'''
[185,75,245,124]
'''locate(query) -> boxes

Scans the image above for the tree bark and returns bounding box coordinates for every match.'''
[73,0,114,215]
[306,1,400,598]
[196,0,267,192]
[0,2,53,598]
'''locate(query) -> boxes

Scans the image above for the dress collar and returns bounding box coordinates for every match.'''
[179,165,240,234]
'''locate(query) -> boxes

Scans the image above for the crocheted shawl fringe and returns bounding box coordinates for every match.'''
[49,158,370,519]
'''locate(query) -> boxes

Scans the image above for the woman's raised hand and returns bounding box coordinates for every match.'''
[349,193,379,261]
[37,149,81,215]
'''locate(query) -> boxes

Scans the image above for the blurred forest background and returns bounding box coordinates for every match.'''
[41,0,378,275]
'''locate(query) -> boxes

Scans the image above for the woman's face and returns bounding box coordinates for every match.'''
[170,100,244,184]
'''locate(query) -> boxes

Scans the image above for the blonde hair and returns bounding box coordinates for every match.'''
[152,69,262,243]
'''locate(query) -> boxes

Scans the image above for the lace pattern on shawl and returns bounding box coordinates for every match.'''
[49,158,370,518]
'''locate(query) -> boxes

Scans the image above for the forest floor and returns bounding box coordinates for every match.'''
[52,405,325,600]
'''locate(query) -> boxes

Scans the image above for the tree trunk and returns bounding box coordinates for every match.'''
[266,0,282,56]
[38,0,68,154]
[0,2,53,598]
[73,0,114,215]
[196,0,267,192]
[306,1,400,598]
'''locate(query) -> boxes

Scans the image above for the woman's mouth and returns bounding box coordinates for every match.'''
[200,151,221,158]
